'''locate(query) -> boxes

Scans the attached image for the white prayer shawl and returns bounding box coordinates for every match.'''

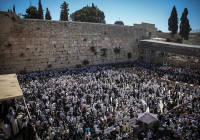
[102,106,106,114]
[36,120,41,127]
[17,115,23,130]
[110,97,112,103]
[45,109,50,114]
[50,131,55,140]
[140,99,147,106]
[2,124,11,139]
[38,110,41,116]
[66,116,70,121]
[49,118,54,124]
[159,100,164,114]
[13,119,19,135]
[104,97,109,104]
[93,108,97,117]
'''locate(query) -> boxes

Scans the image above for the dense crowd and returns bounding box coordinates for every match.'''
[160,97,200,139]
[0,99,35,140]
[1,61,200,140]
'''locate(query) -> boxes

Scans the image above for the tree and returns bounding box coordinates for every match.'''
[45,8,51,20]
[179,8,191,40]
[24,6,38,19]
[60,1,69,21]
[13,5,16,14]
[38,0,43,19]
[168,6,178,34]
[70,3,105,23]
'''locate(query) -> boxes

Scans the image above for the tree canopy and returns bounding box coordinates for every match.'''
[60,1,69,21]
[179,8,191,40]
[168,6,178,34]
[70,3,105,23]
[24,6,38,19]
[38,0,44,19]
[45,8,51,20]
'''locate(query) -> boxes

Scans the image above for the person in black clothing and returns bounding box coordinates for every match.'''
[23,122,35,140]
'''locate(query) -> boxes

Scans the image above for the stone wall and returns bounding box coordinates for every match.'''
[156,31,200,46]
[138,40,200,69]
[183,33,200,45]
[134,22,157,38]
[0,12,148,74]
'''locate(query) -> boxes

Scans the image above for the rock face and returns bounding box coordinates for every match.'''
[0,12,154,74]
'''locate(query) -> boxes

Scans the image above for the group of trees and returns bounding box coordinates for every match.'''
[168,6,191,40]
[19,1,192,39]
[24,0,51,20]
[23,1,105,23]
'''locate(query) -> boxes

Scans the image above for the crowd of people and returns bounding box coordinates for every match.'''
[1,61,200,140]
[16,61,200,140]
[0,98,35,140]
[160,97,200,140]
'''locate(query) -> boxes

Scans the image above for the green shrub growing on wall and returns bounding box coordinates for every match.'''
[19,53,24,57]
[100,48,107,57]
[127,52,132,59]
[90,46,97,55]
[47,64,52,68]
[166,38,171,42]
[175,38,183,43]
[83,59,89,65]
[159,52,165,57]
[76,64,81,68]
[19,69,27,74]
[114,47,120,54]
[5,43,12,48]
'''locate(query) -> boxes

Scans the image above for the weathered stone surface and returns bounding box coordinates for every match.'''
[139,39,200,57]
[2,11,167,74]
[138,39,200,68]
[0,12,152,74]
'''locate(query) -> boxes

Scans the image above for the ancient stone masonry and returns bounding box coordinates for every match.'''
[0,12,151,74]
[138,39,200,69]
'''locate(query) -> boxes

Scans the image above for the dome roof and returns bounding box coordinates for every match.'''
[114,21,124,25]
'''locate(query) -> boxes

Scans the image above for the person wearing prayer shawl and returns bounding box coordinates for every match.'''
[17,114,23,130]
[16,62,200,139]
[1,122,11,140]
[11,116,19,136]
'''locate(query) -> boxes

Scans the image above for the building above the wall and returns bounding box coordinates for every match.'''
[114,21,124,26]
[134,22,157,38]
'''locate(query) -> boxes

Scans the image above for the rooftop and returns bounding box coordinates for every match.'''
[0,74,23,101]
